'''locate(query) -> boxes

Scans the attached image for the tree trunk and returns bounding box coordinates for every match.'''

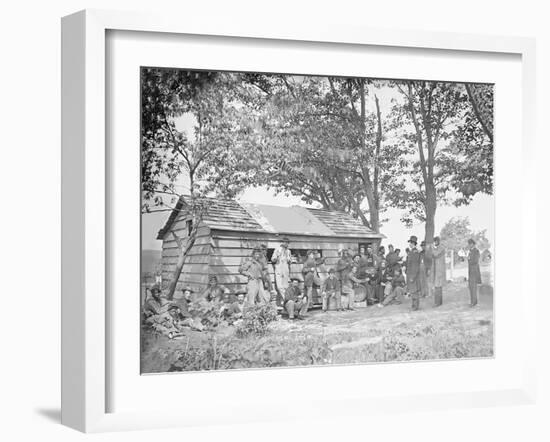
[166,228,198,301]
[424,185,437,243]
[363,184,380,233]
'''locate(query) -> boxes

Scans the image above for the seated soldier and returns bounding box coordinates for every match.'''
[378,268,406,307]
[143,284,168,318]
[321,268,342,312]
[341,266,368,311]
[201,274,229,303]
[284,278,308,320]
[222,291,247,324]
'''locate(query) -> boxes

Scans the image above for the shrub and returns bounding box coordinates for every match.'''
[235,303,279,337]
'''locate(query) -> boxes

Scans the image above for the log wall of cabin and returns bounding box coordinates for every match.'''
[159,214,381,296]
[202,230,381,295]
[159,214,213,294]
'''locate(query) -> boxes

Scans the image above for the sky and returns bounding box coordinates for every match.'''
[141,75,494,251]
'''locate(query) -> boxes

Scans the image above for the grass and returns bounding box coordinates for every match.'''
[141,277,493,373]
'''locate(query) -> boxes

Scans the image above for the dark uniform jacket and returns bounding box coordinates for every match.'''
[284,285,304,304]
[468,247,482,284]
[321,277,340,293]
[405,248,422,292]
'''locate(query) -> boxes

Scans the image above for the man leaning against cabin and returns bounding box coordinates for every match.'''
[467,238,482,307]
[284,278,308,320]
[239,248,269,305]
[271,237,292,303]
[405,236,422,311]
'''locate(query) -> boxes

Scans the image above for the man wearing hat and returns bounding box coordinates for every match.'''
[302,250,320,308]
[177,286,194,318]
[284,278,308,320]
[272,237,292,302]
[467,238,481,307]
[201,274,229,303]
[222,290,247,323]
[143,284,167,318]
[405,235,422,311]
[336,248,353,284]
[321,268,342,312]
[239,248,269,305]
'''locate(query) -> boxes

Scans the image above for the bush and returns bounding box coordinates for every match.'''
[235,303,279,337]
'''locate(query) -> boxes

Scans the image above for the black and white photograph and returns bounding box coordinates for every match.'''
[140,68,494,374]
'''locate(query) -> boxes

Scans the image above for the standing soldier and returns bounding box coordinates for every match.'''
[272,237,292,304]
[357,244,378,303]
[239,248,269,305]
[467,238,481,307]
[336,248,353,282]
[259,243,275,301]
[302,250,319,308]
[431,236,446,307]
[405,236,422,311]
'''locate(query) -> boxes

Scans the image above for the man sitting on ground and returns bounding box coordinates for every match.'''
[222,291,247,324]
[143,284,168,318]
[378,268,406,307]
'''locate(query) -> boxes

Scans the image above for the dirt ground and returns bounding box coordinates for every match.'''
[141,276,493,373]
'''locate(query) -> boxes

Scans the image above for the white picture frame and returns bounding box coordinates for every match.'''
[61,9,537,433]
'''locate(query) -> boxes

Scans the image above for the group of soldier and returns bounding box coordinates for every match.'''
[238,234,483,318]
[143,234,483,333]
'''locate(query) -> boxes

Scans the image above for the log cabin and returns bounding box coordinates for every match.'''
[156,196,384,303]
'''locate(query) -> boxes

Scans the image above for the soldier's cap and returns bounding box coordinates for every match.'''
[289,277,302,283]
[208,274,218,282]
[328,268,335,274]
[281,236,290,243]
[150,284,161,293]
[181,286,194,293]
[408,235,418,244]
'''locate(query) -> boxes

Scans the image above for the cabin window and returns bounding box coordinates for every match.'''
[289,249,323,264]
[186,219,193,236]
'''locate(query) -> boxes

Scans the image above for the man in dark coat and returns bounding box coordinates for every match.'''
[321,268,342,312]
[405,236,422,311]
[284,278,308,320]
[467,238,482,307]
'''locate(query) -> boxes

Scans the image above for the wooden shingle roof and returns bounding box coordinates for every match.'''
[157,196,383,239]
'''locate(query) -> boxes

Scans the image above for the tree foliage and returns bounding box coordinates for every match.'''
[439,217,491,253]
[391,80,493,241]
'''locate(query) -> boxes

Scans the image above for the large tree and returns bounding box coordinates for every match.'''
[237,74,407,232]
[394,80,493,242]
[141,69,253,298]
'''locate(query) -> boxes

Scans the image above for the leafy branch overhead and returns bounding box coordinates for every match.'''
[141,69,493,241]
